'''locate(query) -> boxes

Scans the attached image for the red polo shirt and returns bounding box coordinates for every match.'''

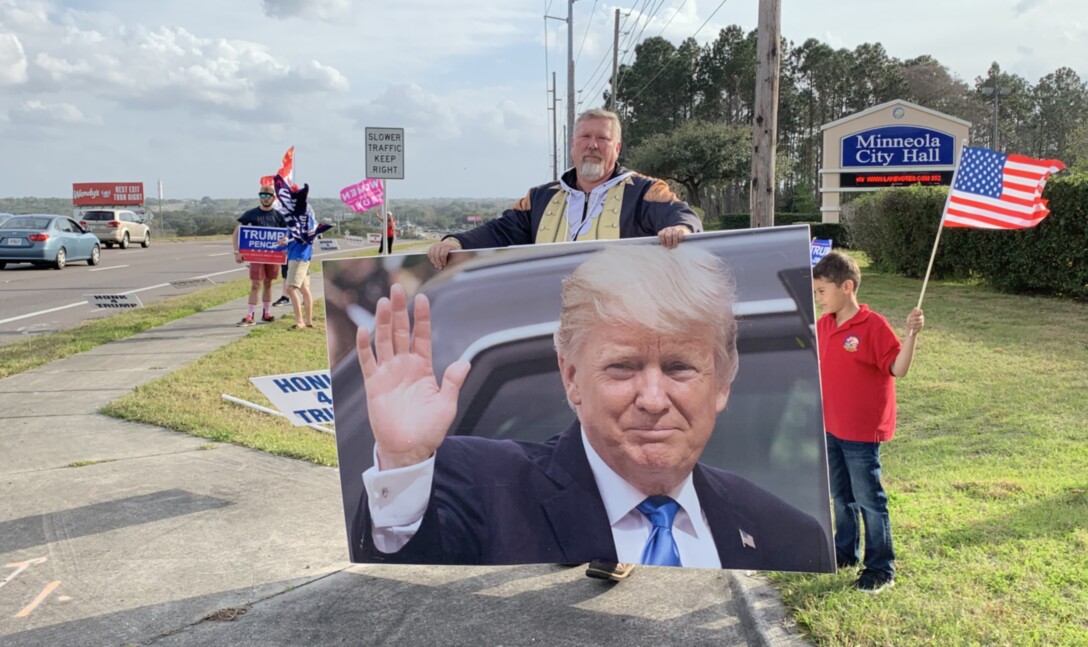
[817,305,901,442]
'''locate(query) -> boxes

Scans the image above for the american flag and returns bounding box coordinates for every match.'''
[738,529,756,549]
[943,146,1065,229]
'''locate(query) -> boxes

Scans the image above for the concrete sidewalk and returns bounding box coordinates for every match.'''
[0,288,813,646]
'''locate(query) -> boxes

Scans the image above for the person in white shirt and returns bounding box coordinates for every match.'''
[352,243,832,572]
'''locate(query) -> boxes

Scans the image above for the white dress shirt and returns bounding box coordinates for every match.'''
[579,431,721,568]
[360,428,721,567]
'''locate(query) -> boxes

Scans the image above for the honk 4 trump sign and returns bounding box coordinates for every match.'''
[250,370,335,426]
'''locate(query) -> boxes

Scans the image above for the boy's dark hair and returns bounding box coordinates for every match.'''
[813,250,861,290]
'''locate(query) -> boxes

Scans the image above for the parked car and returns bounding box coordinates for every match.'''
[0,214,101,270]
[79,209,151,249]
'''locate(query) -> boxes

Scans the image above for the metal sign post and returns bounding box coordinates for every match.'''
[365,127,404,256]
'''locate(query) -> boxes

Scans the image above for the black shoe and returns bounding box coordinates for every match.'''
[854,569,894,594]
[837,559,859,572]
[272,296,291,307]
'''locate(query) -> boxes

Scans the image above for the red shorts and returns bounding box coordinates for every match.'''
[248,263,279,282]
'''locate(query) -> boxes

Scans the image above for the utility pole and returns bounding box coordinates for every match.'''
[550,71,559,180]
[610,9,620,111]
[750,0,781,228]
[566,0,576,168]
[544,2,576,168]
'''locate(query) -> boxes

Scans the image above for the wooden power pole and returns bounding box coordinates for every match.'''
[750,0,781,228]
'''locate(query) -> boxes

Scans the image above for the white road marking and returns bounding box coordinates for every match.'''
[0,266,247,325]
[88,264,130,272]
[208,252,232,257]
[1,557,47,590]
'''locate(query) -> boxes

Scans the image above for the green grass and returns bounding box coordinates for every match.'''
[0,279,252,378]
[66,458,117,468]
[33,247,1088,645]
[101,301,339,466]
[772,259,1088,646]
[0,241,430,380]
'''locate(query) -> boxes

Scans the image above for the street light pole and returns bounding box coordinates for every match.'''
[981,84,1011,150]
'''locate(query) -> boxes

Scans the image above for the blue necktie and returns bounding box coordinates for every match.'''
[637,496,682,567]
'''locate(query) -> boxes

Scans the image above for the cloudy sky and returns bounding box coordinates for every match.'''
[1,0,1083,200]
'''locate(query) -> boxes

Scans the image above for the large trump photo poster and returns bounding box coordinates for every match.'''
[323,226,834,573]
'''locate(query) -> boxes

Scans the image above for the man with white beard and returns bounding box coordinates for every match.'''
[426,108,702,269]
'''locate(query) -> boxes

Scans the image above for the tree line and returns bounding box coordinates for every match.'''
[609,26,1088,215]
[0,196,516,237]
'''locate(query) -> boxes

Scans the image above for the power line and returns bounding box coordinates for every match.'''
[574,0,599,65]
[621,0,667,67]
[616,0,650,62]
[615,0,664,91]
[653,0,690,39]
[624,0,730,106]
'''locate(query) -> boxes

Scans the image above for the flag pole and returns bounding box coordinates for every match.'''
[914,142,966,317]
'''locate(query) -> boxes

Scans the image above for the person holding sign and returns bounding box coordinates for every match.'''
[351,244,832,572]
[233,185,285,326]
[426,109,702,270]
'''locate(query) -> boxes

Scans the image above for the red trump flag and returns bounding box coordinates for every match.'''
[943,146,1065,229]
[260,146,296,189]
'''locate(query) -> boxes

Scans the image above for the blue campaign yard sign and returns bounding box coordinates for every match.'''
[841,126,955,168]
[239,226,288,264]
[810,238,832,267]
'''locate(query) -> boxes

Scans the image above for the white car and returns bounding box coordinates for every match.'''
[80,209,151,249]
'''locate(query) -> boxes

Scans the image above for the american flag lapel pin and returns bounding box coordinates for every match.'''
[739,529,756,549]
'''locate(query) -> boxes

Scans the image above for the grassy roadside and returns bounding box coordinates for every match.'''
[0,240,431,379]
[0,278,251,379]
[43,250,1088,644]
[102,304,338,465]
[774,270,1088,645]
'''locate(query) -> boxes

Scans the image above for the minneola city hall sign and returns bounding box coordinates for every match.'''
[820,99,971,222]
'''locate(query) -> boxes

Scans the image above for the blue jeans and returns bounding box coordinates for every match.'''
[825,434,895,577]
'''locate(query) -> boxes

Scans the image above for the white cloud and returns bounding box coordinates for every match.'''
[12,98,95,124]
[262,0,353,21]
[1,1,1085,200]
[0,31,27,84]
[353,83,462,139]
[13,13,348,123]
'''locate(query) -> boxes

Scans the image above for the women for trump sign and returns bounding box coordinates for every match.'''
[340,179,384,213]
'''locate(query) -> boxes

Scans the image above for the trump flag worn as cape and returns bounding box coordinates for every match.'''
[274,175,330,245]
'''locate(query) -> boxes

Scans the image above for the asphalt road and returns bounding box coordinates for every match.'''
[0,239,245,347]
[0,238,380,348]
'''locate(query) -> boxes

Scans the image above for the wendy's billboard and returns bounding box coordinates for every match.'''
[72,182,144,206]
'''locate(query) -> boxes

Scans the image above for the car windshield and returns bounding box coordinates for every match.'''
[81,211,115,221]
[1,217,52,230]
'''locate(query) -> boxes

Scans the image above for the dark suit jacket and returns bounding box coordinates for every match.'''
[351,422,833,573]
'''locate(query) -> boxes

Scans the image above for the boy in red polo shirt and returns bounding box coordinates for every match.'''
[813,251,924,594]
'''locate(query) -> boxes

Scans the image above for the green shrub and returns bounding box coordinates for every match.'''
[810,223,848,246]
[844,173,1088,298]
[710,213,845,245]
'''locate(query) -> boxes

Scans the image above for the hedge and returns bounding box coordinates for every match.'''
[844,172,1088,299]
[710,213,848,247]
